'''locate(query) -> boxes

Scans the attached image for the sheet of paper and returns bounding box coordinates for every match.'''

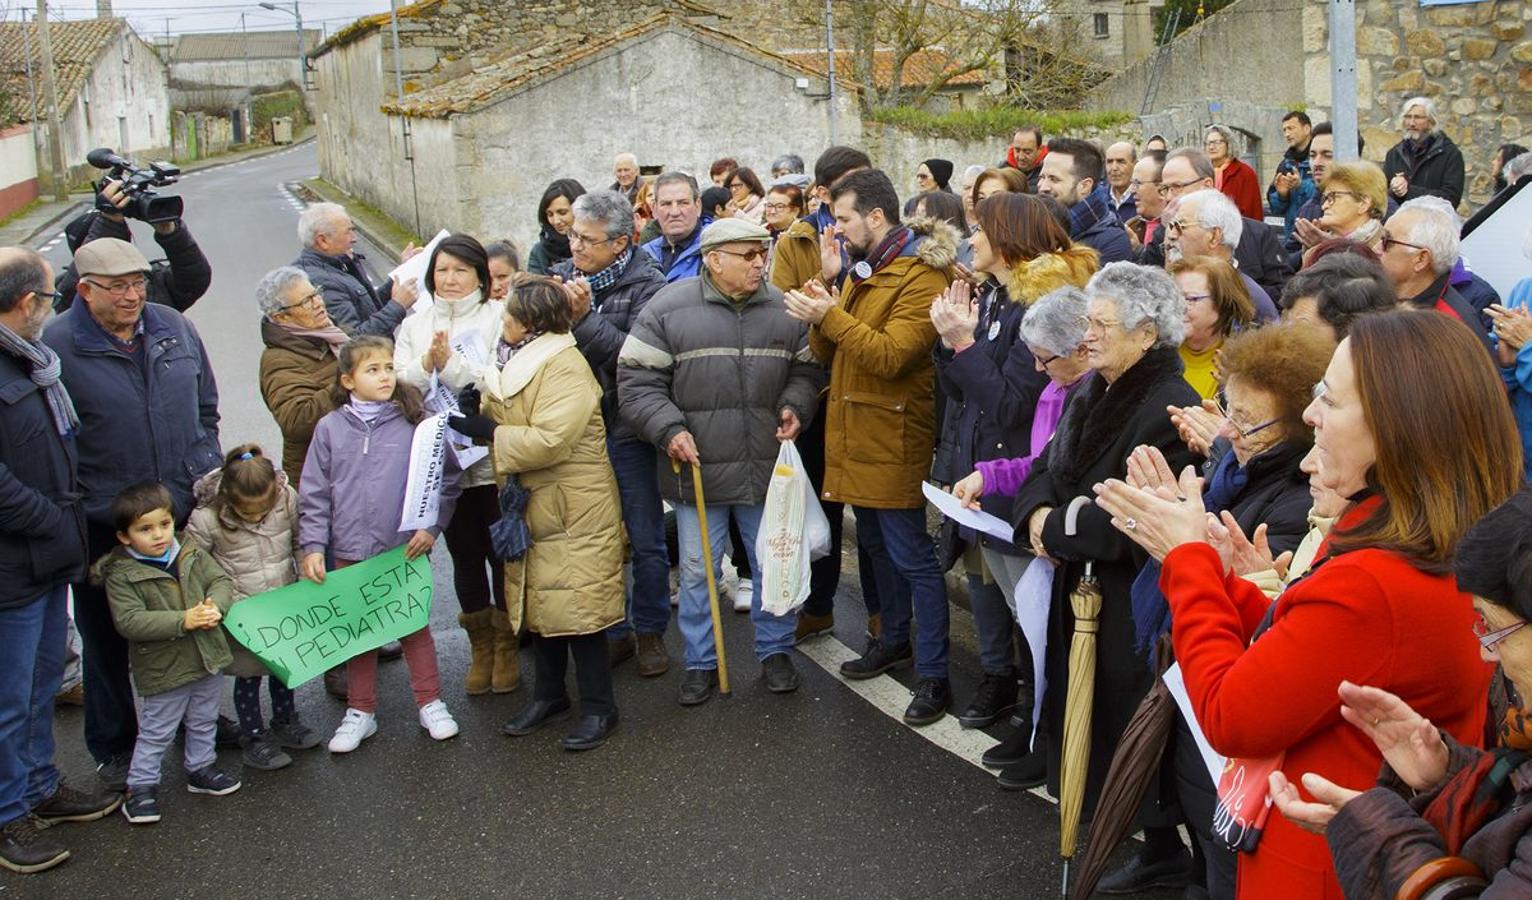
[922,481,1015,543]
[387,229,451,312]
[1014,557,1053,752]
[400,413,448,532]
[1162,663,1226,789]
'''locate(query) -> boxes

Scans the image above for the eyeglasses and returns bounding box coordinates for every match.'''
[1165,219,1201,233]
[1182,292,1212,304]
[568,231,615,248]
[763,202,791,213]
[31,287,63,305]
[1128,179,1160,191]
[1380,234,1428,253]
[713,247,769,263]
[1161,179,1203,194]
[1035,352,1061,368]
[1320,190,1362,206]
[1078,315,1123,333]
[1474,615,1527,651]
[279,289,324,312]
[82,277,149,297]
[1204,138,1228,147]
[1215,398,1281,439]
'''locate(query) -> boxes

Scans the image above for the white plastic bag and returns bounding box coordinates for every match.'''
[756,440,832,616]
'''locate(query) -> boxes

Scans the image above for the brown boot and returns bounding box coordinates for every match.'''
[459,609,495,696]
[635,633,670,677]
[490,609,521,694]
[794,611,834,644]
[609,632,637,669]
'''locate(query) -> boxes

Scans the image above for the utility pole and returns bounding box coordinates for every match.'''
[1329,0,1358,162]
[21,7,41,168]
[36,0,68,201]
[825,0,837,145]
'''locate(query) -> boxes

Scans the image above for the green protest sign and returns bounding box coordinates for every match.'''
[223,546,432,688]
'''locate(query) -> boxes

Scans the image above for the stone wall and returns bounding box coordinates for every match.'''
[861,120,1143,194]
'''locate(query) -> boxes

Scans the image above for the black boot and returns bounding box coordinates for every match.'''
[981,725,1034,769]
[560,711,619,751]
[958,669,1019,728]
[903,678,951,727]
[996,751,1046,791]
[838,641,913,680]
[502,697,571,736]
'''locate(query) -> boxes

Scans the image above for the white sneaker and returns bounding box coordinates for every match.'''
[734,579,754,613]
[328,708,376,753]
[418,699,459,741]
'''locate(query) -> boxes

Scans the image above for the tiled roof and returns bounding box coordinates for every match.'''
[383,15,851,119]
[0,18,142,121]
[777,47,989,90]
[170,30,322,62]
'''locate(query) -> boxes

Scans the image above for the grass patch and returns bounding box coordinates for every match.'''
[0,198,41,229]
[867,106,1135,142]
[301,177,422,257]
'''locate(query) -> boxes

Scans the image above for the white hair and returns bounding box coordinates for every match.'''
[1086,262,1186,349]
[1505,151,1532,186]
[297,202,348,249]
[961,164,986,184]
[1019,286,1089,357]
[1395,197,1460,274]
[1180,188,1242,251]
[614,152,638,168]
[255,265,309,317]
[1399,96,1439,132]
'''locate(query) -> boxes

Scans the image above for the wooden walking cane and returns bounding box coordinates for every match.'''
[673,458,731,696]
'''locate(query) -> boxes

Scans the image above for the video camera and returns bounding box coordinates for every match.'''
[85,147,183,224]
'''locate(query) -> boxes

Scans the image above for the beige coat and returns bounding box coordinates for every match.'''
[183,468,301,677]
[482,333,625,637]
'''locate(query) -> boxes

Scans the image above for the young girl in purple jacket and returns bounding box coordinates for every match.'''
[298,336,462,754]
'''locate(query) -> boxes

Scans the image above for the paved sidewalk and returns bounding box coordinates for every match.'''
[1,130,317,249]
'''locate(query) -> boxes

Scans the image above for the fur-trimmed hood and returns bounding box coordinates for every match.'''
[902,215,963,273]
[1002,245,1099,304]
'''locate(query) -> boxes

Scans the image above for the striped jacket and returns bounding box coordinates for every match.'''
[617,272,824,506]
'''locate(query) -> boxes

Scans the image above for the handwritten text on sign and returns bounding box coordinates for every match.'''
[222,546,432,688]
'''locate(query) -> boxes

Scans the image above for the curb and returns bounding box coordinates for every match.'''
[20,200,91,247]
[181,134,316,178]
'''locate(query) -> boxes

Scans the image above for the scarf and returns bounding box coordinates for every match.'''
[1420,746,1530,856]
[0,321,79,435]
[345,397,394,423]
[848,226,912,284]
[1067,183,1116,240]
[1399,132,1440,170]
[127,537,180,567]
[280,320,349,357]
[537,225,572,265]
[495,331,541,368]
[584,249,632,294]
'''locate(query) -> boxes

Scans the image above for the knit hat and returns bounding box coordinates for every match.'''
[922,158,955,191]
[74,238,150,277]
[699,218,771,251]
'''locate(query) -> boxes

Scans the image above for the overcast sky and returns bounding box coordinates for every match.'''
[8,0,397,38]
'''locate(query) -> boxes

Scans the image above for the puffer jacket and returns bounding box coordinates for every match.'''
[480,333,625,637]
[98,542,234,697]
[392,293,504,487]
[617,271,824,506]
[933,247,1097,552]
[258,317,338,488]
[293,247,405,338]
[809,216,958,508]
[551,251,667,442]
[183,468,300,678]
[770,218,822,294]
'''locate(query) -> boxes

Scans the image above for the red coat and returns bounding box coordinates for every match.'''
[1216,158,1264,221]
[1161,500,1492,900]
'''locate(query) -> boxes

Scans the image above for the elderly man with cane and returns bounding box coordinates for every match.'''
[618,219,824,707]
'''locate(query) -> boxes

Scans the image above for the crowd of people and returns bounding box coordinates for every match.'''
[2,94,1532,899]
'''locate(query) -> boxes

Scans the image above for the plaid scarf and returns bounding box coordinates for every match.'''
[849,226,912,284]
[1068,183,1116,239]
[0,321,78,435]
[584,248,632,295]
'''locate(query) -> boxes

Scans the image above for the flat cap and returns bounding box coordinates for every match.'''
[699,217,771,251]
[74,238,150,277]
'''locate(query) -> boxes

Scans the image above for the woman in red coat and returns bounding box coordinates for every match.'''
[1094,310,1524,898]
[1207,125,1264,221]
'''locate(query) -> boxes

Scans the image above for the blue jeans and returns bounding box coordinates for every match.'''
[0,587,68,826]
[606,437,671,638]
[675,503,794,668]
[968,571,1017,675]
[853,506,950,679]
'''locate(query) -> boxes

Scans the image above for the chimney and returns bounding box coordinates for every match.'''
[97,0,113,18]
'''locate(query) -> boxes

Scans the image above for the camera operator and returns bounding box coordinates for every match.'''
[54,177,211,314]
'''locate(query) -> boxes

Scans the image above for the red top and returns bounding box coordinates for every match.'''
[1161,500,1492,899]
[1215,158,1264,221]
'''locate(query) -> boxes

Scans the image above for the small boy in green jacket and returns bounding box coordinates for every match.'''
[99,483,242,825]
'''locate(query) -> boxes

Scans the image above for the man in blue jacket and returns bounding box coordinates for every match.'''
[1267,110,1317,240]
[642,173,705,283]
[42,238,222,793]
[1036,138,1133,265]
[0,248,119,873]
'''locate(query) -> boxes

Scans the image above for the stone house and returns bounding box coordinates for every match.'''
[167,29,322,112]
[311,8,855,249]
[1083,0,1532,210]
[0,17,172,185]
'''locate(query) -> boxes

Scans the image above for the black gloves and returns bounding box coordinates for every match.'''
[448,414,496,443]
[456,386,481,417]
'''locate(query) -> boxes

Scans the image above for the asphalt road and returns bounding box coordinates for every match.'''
[16,144,1178,899]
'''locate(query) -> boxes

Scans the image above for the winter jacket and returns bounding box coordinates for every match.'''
[55,214,212,314]
[392,294,504,487]
[618,272,824,506]
[526,226,572,276]
[1503,340,1532,482]
[1215,157,1264,221]
[98,542,235,697]
[1159,495,1492,899]
[642,225,704,283]
[1451,260,1500,331]
[258,317,338,489]
[480,333,624,638]
[1266,149,1317,237]
[1069,185,1133,265]
[769,218,822,294]
[43,300,221,527]
[933,248,1097,553]
[1384,132,1466,207]
[293,247,406,338]
[809,216,959,508]
[0,349,87,607]
[551,251,667,443]
[1406,271,1494,352]
[298,401,462,563]
[183,468,300,678]
[1108,188,1138,226]
[1011,347,1200,818]
[972,376,1087,498]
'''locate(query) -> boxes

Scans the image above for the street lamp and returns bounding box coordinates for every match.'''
[258,1,307,91]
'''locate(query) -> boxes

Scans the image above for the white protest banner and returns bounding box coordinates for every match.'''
[422,374,490,470]
[401,413,449,532]
[387,229,451,312]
